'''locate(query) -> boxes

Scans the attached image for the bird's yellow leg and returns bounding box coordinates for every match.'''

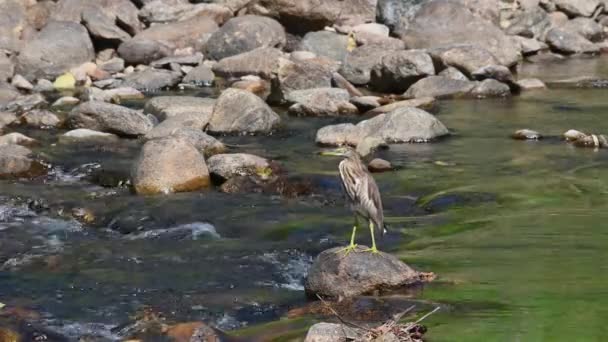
[337,217,359,255]
[363,221,379,253]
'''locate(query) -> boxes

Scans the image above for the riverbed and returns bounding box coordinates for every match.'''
[2,57,608,341]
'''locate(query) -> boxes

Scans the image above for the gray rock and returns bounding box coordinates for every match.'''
[139,2,231,25]
[135,15,219,50]
[61,128,118,142]
[370,50,435,92]
[117,39,172,65]
[212,47,284,79]
[51,0,141,35]
[516,78,546,90]
[350,96,381,111]
[514,36,548,55]
[208,88,280,134]
[205,15,286,60]
[0,111,17,131]
[400,0,521,67]
[2,94,47,112]
[429,44,499,78]
[82,87,144,103]
[131,137,211,195]
[99,57,125,74]
[305,246,429,298]
[339,44,395,85]
[471,79,511,98]
[504,7,551,39]
[0,132,36,146]
[316,106,449,146]
[231,77,271,100]
[16,21,95,81]
[21,109,61,128]
[471,65,514,84]
[0,0,26,52]
[554,0,600,17]
[254,0,377,33]
[0,83,18,110]
[545,28,599,54]
[144,96,215,122]
[286,88,358,116]
[274,58,333,100]
[68,101,153,137]
[404,76,476,99]
[376,0,424,31]
[368,158,392,172]
[298,31,349,63]
[511,129,542,140]
[206,153,269,180]
[182,65,215,86]
[561,18,604,42]
[366,97,437,115]
[0,53,14,82]
[121,69,182,90]
[11,74,33,91]
[150,53,204,67]
[145,121,225,157]
[304,323,360,342]
[82,6,131,43]
[0,144,40,177]
[32,79,54,93]
[438,67,469,81]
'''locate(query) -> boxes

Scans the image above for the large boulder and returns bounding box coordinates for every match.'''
[144,96,215,122]
[274,58,333,100]
[207,153,269,181]
[212,47,285,79]
[0,144,43,178]
[298,31,349,63]
[68,101,153,137]
[545,28,599,54]
[145,121,225,157]
[204,15,286,60]
[16,21,95,81]
[377,0,424,31]
[0,0,26,52]
[253,0,376,33]
[369,50,435,92]
[51,0,141,34]
[81,6,131,44]
[399,0,521,67]
[339,44,396,86]
[305,246,430,298]
[207,88,280,134]
[118,16,218,64]
[286,88,358,116]
[117,39,172,65]
[553,0,600,17]
[561,18,604,42]
[131,137,211,195]
[139,2,232,25]
[0,53,14,82]
[120,68,182,90]
[316,106,449,146]
[404,76,476,98]
[504,7,551,39]
[428,45,499,77]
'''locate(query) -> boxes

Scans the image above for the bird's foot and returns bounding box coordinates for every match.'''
[336,244,358,256]
[361,246,379,254]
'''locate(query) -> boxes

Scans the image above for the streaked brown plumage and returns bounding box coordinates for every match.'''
[321,146,385,253]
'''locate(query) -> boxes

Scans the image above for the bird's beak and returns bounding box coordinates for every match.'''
[319,148,344,157]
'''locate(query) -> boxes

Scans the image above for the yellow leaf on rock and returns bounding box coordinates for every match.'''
[347,32,356,52]
[53,72,76,90]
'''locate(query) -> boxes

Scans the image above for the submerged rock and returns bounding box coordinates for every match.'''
[511,129,543,140]
[564,129,587,141]
[0,144,43,177]
[0,132,37,146]
[305,246,433,298]
[61,128,119,142]
[368,158,392,172]
[207,153,269,181]
[286,88,358,116]
[68,101,153,137]
[144,96,215,122]
[207,88,280,134]
[131,137,211,195]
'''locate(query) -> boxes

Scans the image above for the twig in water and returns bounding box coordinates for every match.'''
[415,306,441,324]
[315,294,372,332]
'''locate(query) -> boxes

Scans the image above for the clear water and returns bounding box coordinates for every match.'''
[2,59,608,340]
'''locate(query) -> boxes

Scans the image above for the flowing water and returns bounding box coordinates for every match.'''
[2,58,608,341]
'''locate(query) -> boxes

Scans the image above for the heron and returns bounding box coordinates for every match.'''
[320,146,386,254]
